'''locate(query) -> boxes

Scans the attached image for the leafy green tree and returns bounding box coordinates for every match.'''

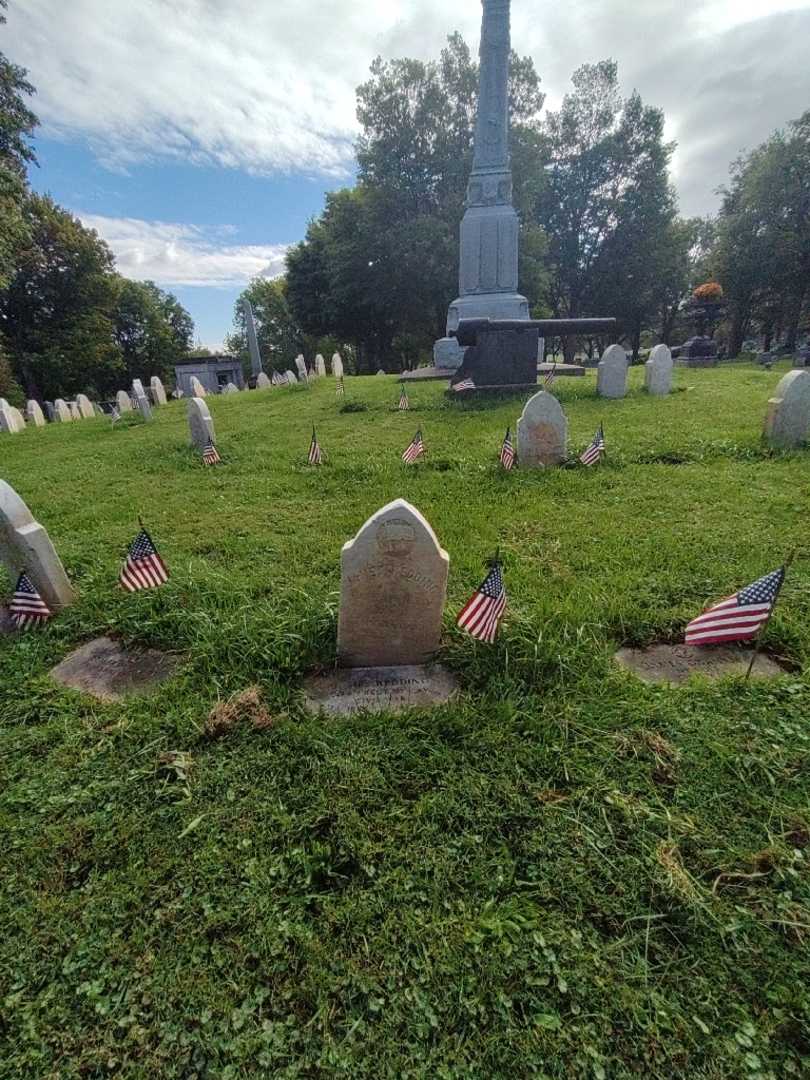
[112,278,193,385]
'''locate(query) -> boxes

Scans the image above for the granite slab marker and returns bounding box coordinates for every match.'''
[53,399,72,422]
[135,392,153,420]
[645,344,673,396]
[0,479,75,611]
[516,390,568,467]
[256,372,272,389]
[150,376,167,405]
[75,393,95,419]
[187,397,215,450]
[597,344,629,399]
[331,353,344,378]
[295,354,308,381]
[0,404,24,434]
[26,400,45,427]
[764,369,810,448]
[116,390,133,413]
[315,354,326,377]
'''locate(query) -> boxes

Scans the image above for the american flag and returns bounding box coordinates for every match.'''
[398,384,409,410]
[402,428,424,463]
[453,377,476,392]
[684,567,786,646]
[202,439,221,465]
[119,527,169,592]
[499,427,515,470]
[336,376,345,396]
[9,571,51,629]
[308,426,323,465]
[543,364,558,389]
[457,561,506,644]
[579,424,605,466]
[110,406,121,425]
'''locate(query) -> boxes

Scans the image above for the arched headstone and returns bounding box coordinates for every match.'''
[315,354,326,377]
[132,378,146,398]
[337,499,449,668]
[285,369,298,384]
[116,390,133,413]
[0,404,24,434]
[331,353,344,378]
[223,383,239,395]
[26,400,45,427]
[516,390,568,467]
[53,399,72,422]
[644,344,673,396]
[597,344,629,399]
[294,355,308,381]
[134,392,153,420]
[189,376,207,398]
[764,370,810,449]
[256,372,272,389]
[187,397,215,450]
[150,376,167,405]
[75,394,95,419]
[0,479,75,611]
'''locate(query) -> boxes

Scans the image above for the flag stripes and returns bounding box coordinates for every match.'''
[499,427,515,470]
[684,567,785,646]
[402,429,424,463]
[457,562,506,644]
[9,571,51,630]
[119,527,169,592]
[579,425,605,466]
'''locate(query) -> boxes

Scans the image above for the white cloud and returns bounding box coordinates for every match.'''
[5,0,810,214]
[79,214,288,287]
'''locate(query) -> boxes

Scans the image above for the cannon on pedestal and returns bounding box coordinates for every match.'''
[449,318,618,391]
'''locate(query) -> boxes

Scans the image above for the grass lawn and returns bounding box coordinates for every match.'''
[1,363,809,1079]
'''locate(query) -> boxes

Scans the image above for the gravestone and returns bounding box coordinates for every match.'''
[26,400,45,427]
[68,402,82,421]
[376,369,386,376]
[337,499,449,667]
[315,354,326,377]
[187,397,215,450]
[135,392,153,420]
[9,406,26,431]
[295,354,308,381]
[764,369,810,448]
[189,376,207,398]
[50,636,182,701]
[150,376,167,405]
[516,390,568,467]
[644,344,673,396]
[597,344,629,399]
[304,665,459,717]
[0,405,24,434]
[284,369,298,384]
[332,353,344,378]
[75,393,95,419]
[53,399,72,422]
[0,397,8,409]
[223,382,239,394]
[0,479,75,611]
[615,643,786,685]
[116,390,133,413]
[256,372,272,389]
[44,402,55,421]
[132,378,146,398]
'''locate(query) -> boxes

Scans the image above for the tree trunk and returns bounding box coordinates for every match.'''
[728,304,750,358]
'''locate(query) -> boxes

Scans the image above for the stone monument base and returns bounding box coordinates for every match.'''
[447,291,529,333]
[303,665,459,717]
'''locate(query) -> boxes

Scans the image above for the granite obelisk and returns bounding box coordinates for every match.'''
[243,299,263,378]
[435,0,528,369]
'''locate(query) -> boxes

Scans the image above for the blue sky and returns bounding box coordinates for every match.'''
[7,0,810,349]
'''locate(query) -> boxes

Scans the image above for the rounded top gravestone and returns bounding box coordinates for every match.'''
[644,344,673,396]
[131,378,146,398]
[294,355,308,380]
[116,390,133,412]
[223,383,239,395]
[337,499,450,668]
[187,397,215,450]
[315,354,326,377]
[597,344,629,399]
[256,372,272,389]
[516,390,568,467]
[0,404,24,434]
[0,479,75,610]
[150,376,167,405]
[764,369,810,448]
[285,369,298,384]
[75,394,95,419]
[190,376,207,398]
[26,400,45,427]
[53,399,72,422]
[332,353,344,378]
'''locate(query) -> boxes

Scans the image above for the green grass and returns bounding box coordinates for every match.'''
[1,364,809,1079]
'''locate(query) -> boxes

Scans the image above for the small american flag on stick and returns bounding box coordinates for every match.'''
[457,559,506,644]
[336,375,345,396]
[9,571,51,630]
[684,566,786,647]
[543,363,558,389]
[402,428,424,463]
[308,426,323,465]
[271,371,285,386]
[452,377,476,392]
[398,384,409,410]
[499,427,515,470]
[202,439,221,465]
[579,424,605,466]
[119,525,169,592]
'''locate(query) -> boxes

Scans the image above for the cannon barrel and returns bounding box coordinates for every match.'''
[453,317,617,348]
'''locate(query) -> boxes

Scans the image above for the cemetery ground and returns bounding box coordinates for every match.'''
[1,365,809,1080]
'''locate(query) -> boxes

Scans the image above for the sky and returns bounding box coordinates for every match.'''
[5,0,810,348]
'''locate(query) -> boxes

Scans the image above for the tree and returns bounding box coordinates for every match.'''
[535,61,677,358]
[112,279,193,385]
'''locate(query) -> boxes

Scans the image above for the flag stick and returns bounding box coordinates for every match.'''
[744,550,796,680]
[601,419,606,460]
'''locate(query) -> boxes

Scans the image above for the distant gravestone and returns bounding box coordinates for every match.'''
[9,406,26,431]
[132,379,146,398]
[516,390,568,467]
[337,499,449,667]
[189,376,207,398]
[26,400,45,427]
[597,344,629,398]
[150,376,167,405]
[332,353,344,378]
[68,402,82,421]
[256,372,272,389]
[223,382,239,395]
[0,397,8,410]
[135,392,153,420]
[285,369,298,384]
[764,369,810,448]
[295,354,308,381]
[376,369,386,376]
[0,405,24,434]
[0,479,75,611]
[644,344,673,396]
[116,390,133,413]
[315,354,326,377]
[53,399,72,422]
[75,394,95,419]
[188,397,215,450]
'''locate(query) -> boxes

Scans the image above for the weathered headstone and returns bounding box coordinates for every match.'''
[75,393,95,419]
[9,406,26,430]
[331,353,344,378]
[337,499,449,667]
[189,376,207,398]
[132,378,146,398]
[68,402,82,421]
[0,479,75,611]
[256,372,272,389]
[615,643,786,685]
[150,376,167,405]
[376,369,386,376]
[0,405,24,434]
[50,636,182,701]
[223,382,239,395]
[116,390,133,413]
[644,344,673,396]
[516,390,568,467]
[295,354,308,381]
[0,397,8,410]
[53,399,72,422]
[187,397,215,450]
[284,369,298,384]
[26,400,45,427]
[597,344,629,399]
[135,392,153,420]
[315,354,326,378]
[764,369,810,448]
